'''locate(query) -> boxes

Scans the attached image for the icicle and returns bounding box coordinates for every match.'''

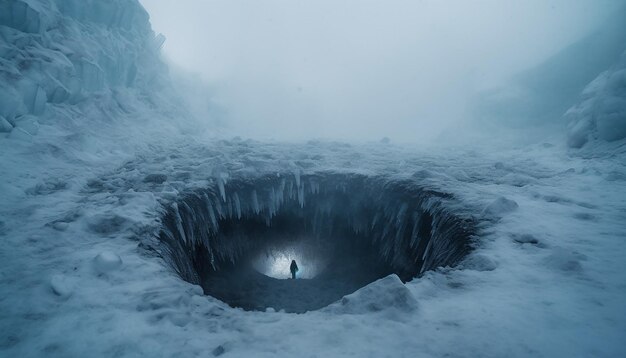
[269,187,277,217]
[227,196,233,218]
[422,238,433,261]
[308,178,320,195]
[214,198,225,219]
[233,192,242,219]
[251,190,260,214]
[381,238,392,259]
[298,182,305,208]
[286,179,294,200]
[409,211,421,248]
[215,172,228,202]
[395,203,408,226]
[393,203,408,244]
[278,178,286,204]
[371,212,380,229]
[381,217,393,241]
[183,202,198,245]
[209,245,216,270]
[294,169,301,189]
[203,193,219,232]
[172,203,187,244]
[188,204,200,243]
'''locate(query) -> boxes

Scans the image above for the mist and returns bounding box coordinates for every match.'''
[140,0,623,143]
[3,0,626,354]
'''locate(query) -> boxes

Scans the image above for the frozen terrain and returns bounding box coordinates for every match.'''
[1,0,626,357]
[2,137,625,357]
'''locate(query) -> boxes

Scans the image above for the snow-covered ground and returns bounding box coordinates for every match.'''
[1,135,625,357]
[1,0,626,357]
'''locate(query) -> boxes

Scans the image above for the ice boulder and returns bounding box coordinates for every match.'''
[323,274,417,316]
[49,274,73,298]
[482,196,519,218]
[0,116,13,133]
[93,251,123,273]
[52,221,69,231]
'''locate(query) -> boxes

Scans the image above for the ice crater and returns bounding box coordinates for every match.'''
[156,173,475,313]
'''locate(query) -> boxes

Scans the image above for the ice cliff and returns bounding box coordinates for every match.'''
[0,0,180,141]
[566,50,626,148]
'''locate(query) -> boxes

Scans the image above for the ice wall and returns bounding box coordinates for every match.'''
[0,0,174,139]
[157,172,475,285]
[566,50,626,148]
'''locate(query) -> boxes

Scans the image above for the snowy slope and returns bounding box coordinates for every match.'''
[472,8,626,135]
[1,1,626,358]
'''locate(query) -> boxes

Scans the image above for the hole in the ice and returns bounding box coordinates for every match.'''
[252,242,326,279]
[157,173,474,313]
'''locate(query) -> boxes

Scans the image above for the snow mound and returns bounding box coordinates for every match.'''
[481,196,518,218]
[49,274,72,297]
[93,251,123,273]
[544,248,585,273]
[566,50,626,148]
[323,274,417,316]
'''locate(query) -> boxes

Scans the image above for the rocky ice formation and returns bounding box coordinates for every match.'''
[0,0,175,139]
[566,50,626,148]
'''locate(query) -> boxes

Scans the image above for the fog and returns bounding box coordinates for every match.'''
[140,0,623,143]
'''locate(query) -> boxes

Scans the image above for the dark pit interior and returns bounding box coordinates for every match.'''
[157,173,474,313]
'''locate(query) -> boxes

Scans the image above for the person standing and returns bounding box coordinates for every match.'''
[290,260,299,279]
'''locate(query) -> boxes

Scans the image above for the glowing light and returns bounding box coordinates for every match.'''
[253,245,324,279]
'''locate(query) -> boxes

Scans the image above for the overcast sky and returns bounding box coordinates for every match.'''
[140,0,623,142]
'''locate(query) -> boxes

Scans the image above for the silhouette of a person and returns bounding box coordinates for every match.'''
[290,260,299,279]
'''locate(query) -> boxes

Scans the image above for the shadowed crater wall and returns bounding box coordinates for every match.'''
[156,172,475,312]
